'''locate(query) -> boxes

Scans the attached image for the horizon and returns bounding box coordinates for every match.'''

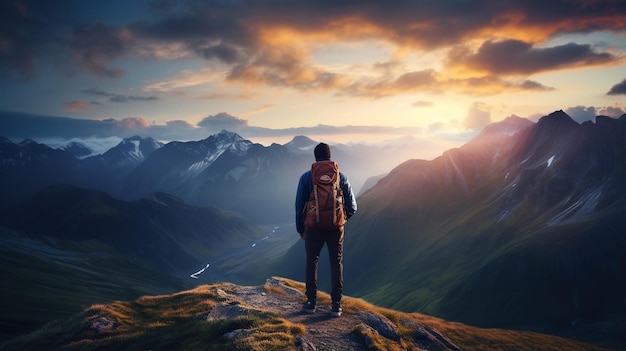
[0,0,625,153]
[3,110,622,162]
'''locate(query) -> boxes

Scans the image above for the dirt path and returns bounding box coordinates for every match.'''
[227,278,367,351]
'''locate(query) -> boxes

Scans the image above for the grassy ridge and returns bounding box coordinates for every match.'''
[1,284,304,351]
[1,278,608,351]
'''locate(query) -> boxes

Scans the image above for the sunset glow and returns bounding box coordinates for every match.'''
[0,0,624,158]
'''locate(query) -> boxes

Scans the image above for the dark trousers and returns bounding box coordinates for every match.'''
[304,226,344,304]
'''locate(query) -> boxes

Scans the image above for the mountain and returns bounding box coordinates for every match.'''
[0,184,264,272]
[118,130,310,223]
[283,135,317,154]
[58,140,93,159]
[81,135,163,193]
[0,135,162,209]
[90,135,163,168]
[0,277,607,351]
[0,138,84,209]
[338,111,626,343]
[0,130,441,224]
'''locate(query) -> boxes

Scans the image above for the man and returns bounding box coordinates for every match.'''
[295,142,357,317]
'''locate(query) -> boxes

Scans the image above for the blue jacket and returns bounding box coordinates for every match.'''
[295,163,357,234]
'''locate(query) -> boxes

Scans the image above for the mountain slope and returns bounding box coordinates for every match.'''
[0,277,607,351]
[81,135,164,194]
[0,185,264,272]
[341,112,626,341]
[0,138,84,208]
[0,226,190,341]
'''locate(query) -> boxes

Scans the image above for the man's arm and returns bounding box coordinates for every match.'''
[295,172,311,234]
[340,173,357,219]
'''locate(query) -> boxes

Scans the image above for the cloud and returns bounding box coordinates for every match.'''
[198,112,249,133]
[607,78,626,95]
[83,89,159,103]
[446,39,618,76]
[413,101,434,107]
[70,22,131,77]
[5,1,623,83]
[564,105,626,121]
[598,106,625,117]
[341,68,553,98]
[0,110,425,142]
[144,69,226,92]
[463,102,492,130]
[114,117,151,129]
[63,100,101,112]
[245,104,275,115]
[565,106,596,123]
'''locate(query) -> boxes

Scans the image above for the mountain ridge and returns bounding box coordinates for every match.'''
[0,277,609,351]
[0,184,264,272]
[340,112,625,335]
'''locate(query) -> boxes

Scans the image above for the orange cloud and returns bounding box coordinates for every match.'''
[116,117,150,129]
[63,100,98,112]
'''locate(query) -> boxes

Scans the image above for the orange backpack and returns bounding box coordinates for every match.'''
[303,161,346,230]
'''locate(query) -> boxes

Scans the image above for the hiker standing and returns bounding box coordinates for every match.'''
[295,142,357,316]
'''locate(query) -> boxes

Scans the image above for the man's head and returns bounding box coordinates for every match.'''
[314,142,331,161]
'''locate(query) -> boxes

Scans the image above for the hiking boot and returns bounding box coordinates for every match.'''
[302,300,316,314]
[331,301,342,317]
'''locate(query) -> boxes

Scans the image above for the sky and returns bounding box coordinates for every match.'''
[1,0,625,158]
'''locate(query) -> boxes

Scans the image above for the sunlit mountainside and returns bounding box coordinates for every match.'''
[0,110,625,349]
[337,111,626,345]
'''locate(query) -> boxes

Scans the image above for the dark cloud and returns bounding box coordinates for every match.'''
[342,70,553,98]
[68,22,131,77]
[83,89,159,103]
[607,78,626,95]
[0,110,117,139]
[446,39,617,75]
[0,0,74,78]
[0,0,128,78]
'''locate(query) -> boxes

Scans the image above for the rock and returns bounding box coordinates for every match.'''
[358,311,399,341]
[295,336,317,351]
[206,302,260,321]
[90,316,116,332]
[401,319,464,351]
